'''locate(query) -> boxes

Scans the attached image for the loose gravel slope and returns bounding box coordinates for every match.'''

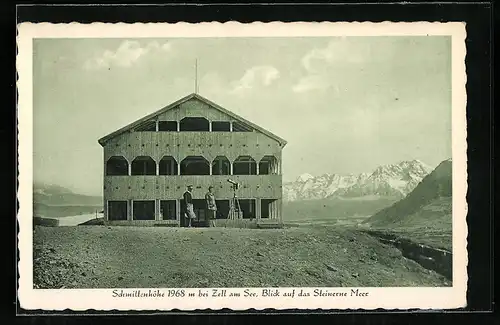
[33,225,450,289]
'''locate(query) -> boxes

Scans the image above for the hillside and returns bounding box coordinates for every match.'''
[33,226,450,289]
[34,183,102,206]
[284,160,432,201]
[363,159,452,228]
[377,197,452,230]
[34,202,102,219]
[33,183,102,218]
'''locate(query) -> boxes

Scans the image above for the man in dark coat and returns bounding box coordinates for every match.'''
[183,185,196,227]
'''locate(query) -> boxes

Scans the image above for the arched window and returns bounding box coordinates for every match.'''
[180,156,210,175]
[159,156,178,175]
[212,156,230,175]
[179,117,210,131]
[131,156,156,175]
[233,156,257,175]
[259,155,278,175]
[106,156,129,176]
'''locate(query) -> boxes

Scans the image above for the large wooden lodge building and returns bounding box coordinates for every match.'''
[98,93,287,227]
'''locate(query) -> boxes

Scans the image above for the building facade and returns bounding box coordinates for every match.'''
[98,93,287,227]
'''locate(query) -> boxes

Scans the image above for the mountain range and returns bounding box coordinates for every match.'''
[33,183,102,219]
[283,160,434,202]
[363,158,452,229]
[34,183,102,206]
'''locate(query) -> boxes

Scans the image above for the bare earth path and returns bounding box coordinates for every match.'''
[33,226,450,289]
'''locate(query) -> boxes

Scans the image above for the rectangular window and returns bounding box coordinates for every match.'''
[192,199,206,222]
[261,199,276,219]
[158,121,177,131]
[160,200,177,220]
[239,199,256,219]
[215,200,230,219]
[133,200,155,220]
[108,201,128,221]
[212,121,231,132]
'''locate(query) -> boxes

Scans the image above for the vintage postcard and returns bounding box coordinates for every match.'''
[17,21,467,311]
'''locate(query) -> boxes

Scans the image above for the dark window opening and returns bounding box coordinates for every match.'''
[106,156,128,176]
[108,201,127,221]
[212,156,230,175]
[212,121,230,132]
[233,156,257,175]
[215,200,230,219]
[193,200,206,222]
[159,156,178,175]
[180,117,209,131]
[133,200,155,220]
[261,199,276,219]
[158,121,177,131]
[131,156,156,175]
[135,120,156,131]
[259,161,270,175]
[259,155,278,175]
[181,200,208,227]
[160,200,177,220]
[238,199,256,219]
[180,156,210,175]
[232,121,253,132]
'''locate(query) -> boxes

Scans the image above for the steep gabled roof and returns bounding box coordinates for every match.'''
[98,93,287,147]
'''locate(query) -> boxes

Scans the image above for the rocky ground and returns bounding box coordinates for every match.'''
[33,225,450,289]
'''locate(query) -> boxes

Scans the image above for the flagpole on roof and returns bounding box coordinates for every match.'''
[194,59,198,94]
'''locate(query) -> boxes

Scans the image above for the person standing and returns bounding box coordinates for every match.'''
[183,185,196,227]
[205,185,217,227]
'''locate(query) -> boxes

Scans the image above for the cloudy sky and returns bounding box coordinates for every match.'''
[33,36,451,196]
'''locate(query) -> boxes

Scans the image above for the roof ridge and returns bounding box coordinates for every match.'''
[97,93,287,147]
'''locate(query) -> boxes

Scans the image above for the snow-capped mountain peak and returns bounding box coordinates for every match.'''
[283,160,432,202]
[296,173,314,182]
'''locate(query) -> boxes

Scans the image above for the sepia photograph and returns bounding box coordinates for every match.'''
[17,21,467,311]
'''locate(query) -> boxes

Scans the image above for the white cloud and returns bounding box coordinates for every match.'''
[83,40,172,70]
[293,38,370,93]
[301,38,369,73]
[231,66,280,93]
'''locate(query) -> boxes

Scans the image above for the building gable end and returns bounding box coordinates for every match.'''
[98,93,287,147]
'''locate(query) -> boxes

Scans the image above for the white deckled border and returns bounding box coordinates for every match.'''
[17,21,468,311]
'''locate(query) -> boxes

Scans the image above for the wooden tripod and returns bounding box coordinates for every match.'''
[228,188,242,220]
